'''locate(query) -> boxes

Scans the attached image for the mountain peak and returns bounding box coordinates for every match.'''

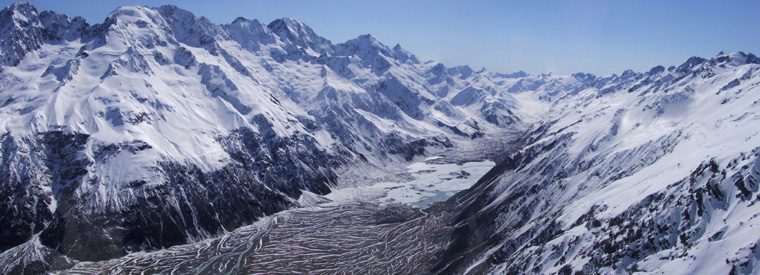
[620,69,637,79]
[154,5,224,48]
[106,5,151,20]
[154,4,212,26]
[231,16,249,24]
[448,65,473,78]
[226,16,274,51]
[709,51,760,67]
[2,2,38,25]
[430,62,447,75]
[676,56,707,73]
[4,2,36,16]
[333,33,395,70]
[267,17,309,34]
[267,17,333,55]
[154,4,183,15]
[391,43,419,64]
[572,72,597,82]
[1,2,45,66]
[228,16,267,31]
[339,33,387,50]
[357,33,378,41]
[154,5,202,23]
[1,4,759,274]
[647,65,665,75]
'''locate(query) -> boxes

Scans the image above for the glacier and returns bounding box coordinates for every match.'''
[0,2,759,274]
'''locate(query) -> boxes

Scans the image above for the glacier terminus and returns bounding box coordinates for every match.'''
[0,2,759,274]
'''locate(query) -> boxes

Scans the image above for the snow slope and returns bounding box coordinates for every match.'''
[433,52,760,275]
[0,2,528,264]
[1,2,759,274]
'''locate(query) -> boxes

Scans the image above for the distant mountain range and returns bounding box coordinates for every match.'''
[0,2,758,274]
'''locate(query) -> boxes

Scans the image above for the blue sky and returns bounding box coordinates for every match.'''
[4,0,759,75]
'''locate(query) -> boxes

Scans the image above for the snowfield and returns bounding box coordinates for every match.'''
[0,2,759,274]
[324,157,495,209]
[432,52,760,275]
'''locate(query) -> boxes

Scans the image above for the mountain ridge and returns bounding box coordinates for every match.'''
[0,2,758,274]
[0,2,524,264]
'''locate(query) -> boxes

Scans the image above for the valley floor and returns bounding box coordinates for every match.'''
[52,133,523,274]
[64,202,446,274]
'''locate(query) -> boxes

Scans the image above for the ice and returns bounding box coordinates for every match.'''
[326,159,495,209]
[1,2,759,273]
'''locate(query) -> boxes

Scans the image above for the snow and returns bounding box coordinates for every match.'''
[473,52,760,274]
[325,159,495,209]
[1,2,760,274]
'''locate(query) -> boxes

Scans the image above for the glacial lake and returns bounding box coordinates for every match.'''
[326,156,496,209]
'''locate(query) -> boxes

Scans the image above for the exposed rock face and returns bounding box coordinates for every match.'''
[1,3,759,275]
[433,52,760,274]
[0,2,516,262]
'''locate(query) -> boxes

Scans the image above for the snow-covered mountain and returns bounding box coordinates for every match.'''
[0,2,526,264]
[432,51,760,274]
[1,2,759,274]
